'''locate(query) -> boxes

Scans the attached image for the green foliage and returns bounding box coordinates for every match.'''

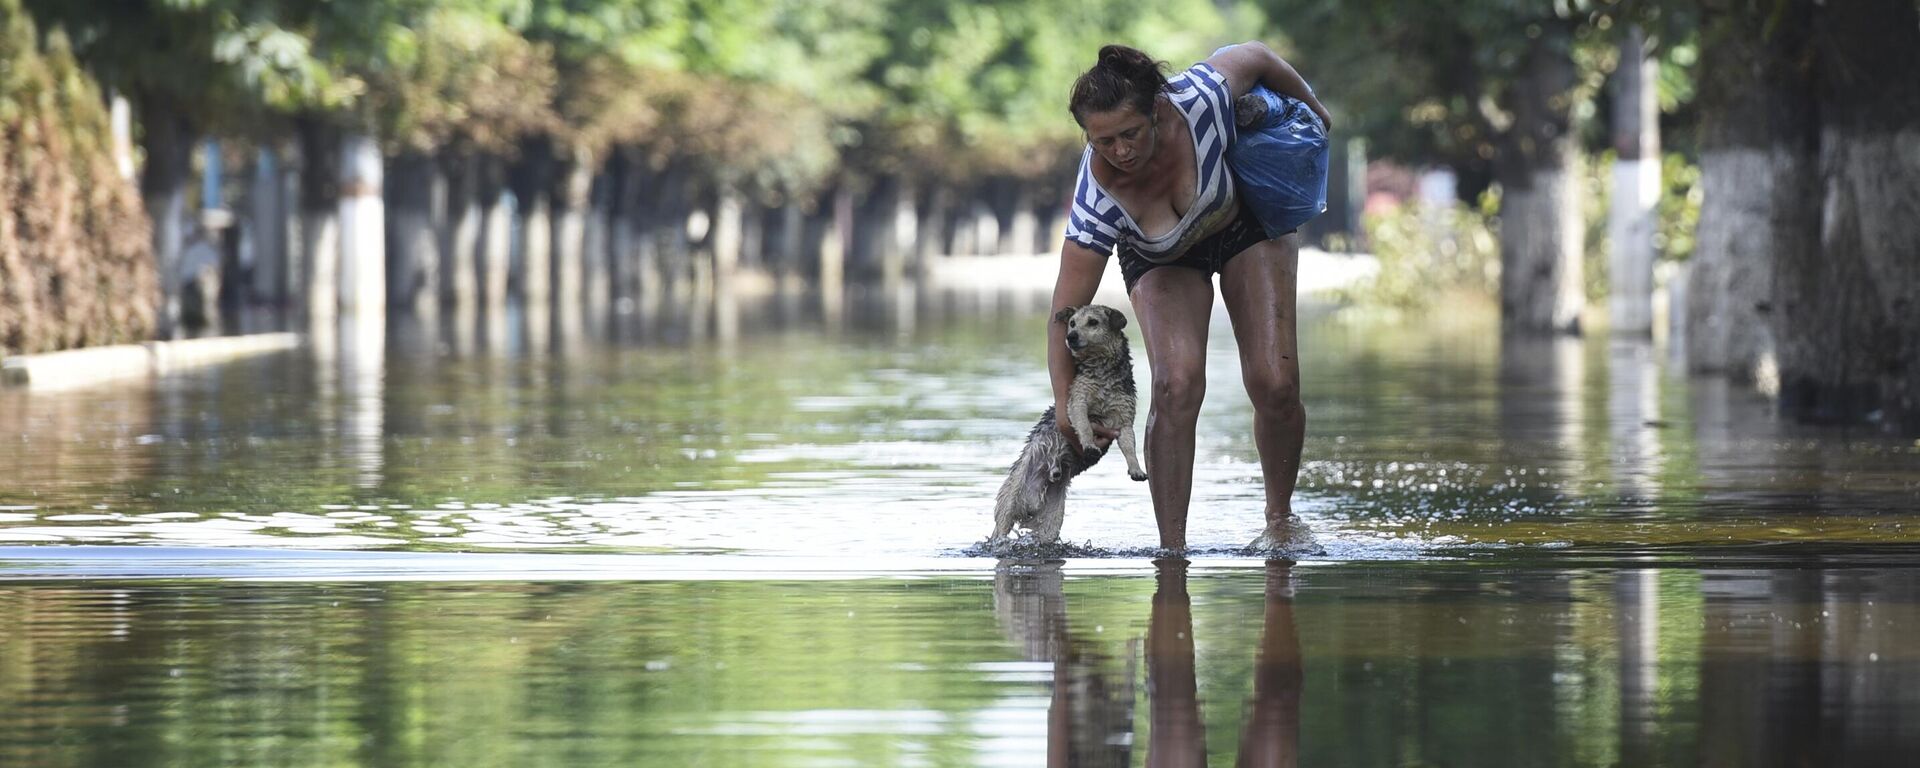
[1654,151,1699,262]
[372,6,557,154]
[21,0,354,131]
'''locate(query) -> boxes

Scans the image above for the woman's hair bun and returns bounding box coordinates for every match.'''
[1070,45,1169,125]
[1105,45,1159,84]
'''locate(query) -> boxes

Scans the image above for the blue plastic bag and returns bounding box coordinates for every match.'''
[1226,84,1330,238]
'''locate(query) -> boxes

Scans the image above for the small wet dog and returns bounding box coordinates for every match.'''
[987,305,1146,546]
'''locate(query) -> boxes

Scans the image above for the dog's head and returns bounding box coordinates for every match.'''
[1054,305,1129,356]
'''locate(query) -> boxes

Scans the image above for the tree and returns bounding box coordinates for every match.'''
[0,0,154,354]
[22,0,350,336]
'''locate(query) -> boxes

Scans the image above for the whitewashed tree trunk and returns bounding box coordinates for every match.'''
[1686,148,1782,381]
[109,88,135,181]
[712,179,744,293]
[385,151,439,314]
[916,186,953,262]
[337,132,385,320]
[512,141,554,308]
[1005,186,1038,255]
[1608,26,1660,334]
[1495,27,1585,334]
[477,158,511,310]
[297,119,340,327]
[581,170,610,322]
[440,155,481,311]
[606,154,636,306]
[1498,164,1585,333]
[891,179,919,283]
[550,154,590,312]
[778,201,804,291]
[138,96,194,339]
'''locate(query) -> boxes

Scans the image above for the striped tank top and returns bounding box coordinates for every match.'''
[1063,63,1239,263]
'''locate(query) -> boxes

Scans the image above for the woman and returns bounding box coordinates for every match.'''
[1050,42,1330,554]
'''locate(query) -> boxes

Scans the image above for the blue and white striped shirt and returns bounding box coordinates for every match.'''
[1064,63,1239,263]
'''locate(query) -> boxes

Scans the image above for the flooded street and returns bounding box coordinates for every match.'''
[1,291,1917,765]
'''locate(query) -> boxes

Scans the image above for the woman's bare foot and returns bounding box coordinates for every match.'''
[1245,516,1324,557]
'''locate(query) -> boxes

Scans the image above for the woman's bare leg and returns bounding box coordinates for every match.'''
[1129,267,1214,552]
[1148,558,1207,767]
[1217,235,1308,545]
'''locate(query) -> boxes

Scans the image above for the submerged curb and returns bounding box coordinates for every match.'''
[0,332,302,391]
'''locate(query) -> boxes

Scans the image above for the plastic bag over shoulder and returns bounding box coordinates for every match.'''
[1226,84,1330,239]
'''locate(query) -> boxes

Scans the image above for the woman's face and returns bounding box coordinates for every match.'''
[1082,103,1158,173]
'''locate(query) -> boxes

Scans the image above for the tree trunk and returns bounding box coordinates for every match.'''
[889,177,919,285]
[249,147,289,309]
[1688,6,1809,385]
[550,148,590,315]
[476,156,511,310]
[438,151,481,311]
[385,151,440,314]
[852,174,911,286]
[818,184,851,314]
[917,186,953,263]
[1495,26,1585,334]
[296,117,340,327]
[1004,184,1038,256]
[647,164,691,302]
[511,138,555,307]
[137,94,194,339]
[603,151,635,307]
[1774,0,1920,433]
[777,198,805,291]
[712,178,744,293]
[108,88,135,181]
[1608,25,1660,334]
[337,132,384,318]
[741,198,767,271]
[581,168,610,322]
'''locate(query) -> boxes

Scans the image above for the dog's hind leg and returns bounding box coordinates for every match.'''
[989,460,1026,542]
[1030,483,1068,544]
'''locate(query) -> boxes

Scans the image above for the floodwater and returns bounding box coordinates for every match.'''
[1,289,1916,766]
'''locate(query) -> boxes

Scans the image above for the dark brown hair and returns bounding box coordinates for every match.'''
[1068,44,1170,127]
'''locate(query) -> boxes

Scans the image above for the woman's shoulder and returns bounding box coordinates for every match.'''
[1169,62,1229,94]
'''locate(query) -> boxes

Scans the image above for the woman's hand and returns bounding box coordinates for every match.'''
[1308,99,1333,132]
[1056,408,1120,449]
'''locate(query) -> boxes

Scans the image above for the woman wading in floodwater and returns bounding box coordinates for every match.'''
[1050,42,1331,554]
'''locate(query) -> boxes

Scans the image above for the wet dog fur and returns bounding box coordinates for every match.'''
[987,305,1146,546]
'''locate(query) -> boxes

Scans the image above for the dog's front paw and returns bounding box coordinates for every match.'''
[1130,470,1148,482]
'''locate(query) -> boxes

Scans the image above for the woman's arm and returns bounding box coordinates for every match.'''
[1050,239,1117,444]
[1206,41,1333,130]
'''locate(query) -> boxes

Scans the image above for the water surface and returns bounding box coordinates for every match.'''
[1,289,1917,765]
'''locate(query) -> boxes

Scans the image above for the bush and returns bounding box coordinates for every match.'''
[1334,193,1500,310]
[0,0,155,356]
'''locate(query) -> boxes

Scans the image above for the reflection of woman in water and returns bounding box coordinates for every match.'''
[1147,558,1303,768]
[993,559,1303,766]
[1050,43,1331,554]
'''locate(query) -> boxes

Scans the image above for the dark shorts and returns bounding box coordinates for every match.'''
[1117,205,1292,294]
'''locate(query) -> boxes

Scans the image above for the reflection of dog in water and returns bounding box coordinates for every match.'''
[988,305,1147,547]
[992,559,1304,766]
[992,561,1135,767]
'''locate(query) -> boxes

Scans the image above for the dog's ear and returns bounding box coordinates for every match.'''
[1053,306,1077,325]
[1102,305,1128,330]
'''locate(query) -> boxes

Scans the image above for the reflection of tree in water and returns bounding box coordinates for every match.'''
[992,559,1304,767]
[993,560,1135,768]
